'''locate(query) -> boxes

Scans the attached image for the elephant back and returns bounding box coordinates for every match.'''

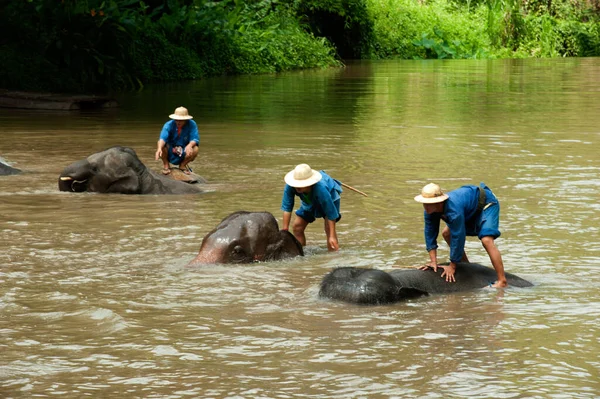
[389,262,533,293]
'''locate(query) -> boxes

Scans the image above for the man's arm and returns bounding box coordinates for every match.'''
[282,211,292,231]
[155,139,167,160]
[186,121,200,152]
[281,185,296,230]
[326,218,339,251]
[448,215,467,264]
[156,121,171,160]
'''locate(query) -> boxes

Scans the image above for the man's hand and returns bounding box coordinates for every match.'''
[439,263,457,282]
[328,236,339,251]
[418,261,438,272]
[155,149,162,160]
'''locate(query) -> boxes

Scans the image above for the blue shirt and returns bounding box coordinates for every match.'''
[281,171,342,221]
[424,185,495,263]
[159,120,200,148]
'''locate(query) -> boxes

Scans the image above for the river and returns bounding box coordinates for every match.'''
[1,57,599,398]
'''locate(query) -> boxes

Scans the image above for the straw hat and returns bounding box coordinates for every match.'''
[169,106,193,120]
[414,183,449,204]
[284,164,322,188]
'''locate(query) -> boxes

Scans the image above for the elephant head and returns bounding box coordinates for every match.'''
[319,267,428,305]
[58,146,203,194]
[319,263,533,305]
[0,157,21,175]
[188,211,304,264]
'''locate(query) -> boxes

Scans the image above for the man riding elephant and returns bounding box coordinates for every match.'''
[414,182,508,288]
[58,146,204,194]
[155,106,200,176]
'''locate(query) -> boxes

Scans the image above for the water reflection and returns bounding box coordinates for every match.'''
[1,58,600,398]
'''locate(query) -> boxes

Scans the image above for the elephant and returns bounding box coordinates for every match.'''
[319,267,429,305]
[319,263,533,305]
[0,157,21,175]
[58,146,204,194]
[188,211,304,265]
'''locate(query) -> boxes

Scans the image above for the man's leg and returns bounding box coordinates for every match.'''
[180,146,199,170]
[481,236,507,287]
[441,226,469,262]
[477,200,505,287]
[292,216,309,246]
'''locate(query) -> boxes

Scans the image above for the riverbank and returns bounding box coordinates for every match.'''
[1,0,599,94]
[0,90,118,110]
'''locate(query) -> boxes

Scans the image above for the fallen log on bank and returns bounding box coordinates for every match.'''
[0,90,118,110]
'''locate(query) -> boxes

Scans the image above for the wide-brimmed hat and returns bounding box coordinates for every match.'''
[169,106,193,120]
[414,183,449,204]
[285,164,322,188]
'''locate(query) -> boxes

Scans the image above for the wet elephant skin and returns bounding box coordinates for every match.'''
[58,146,204,194]
[319,263,533,305]
[189,211,304,264]
[319,267,428,305]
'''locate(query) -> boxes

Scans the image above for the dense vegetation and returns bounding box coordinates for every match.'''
[1,0,598,93]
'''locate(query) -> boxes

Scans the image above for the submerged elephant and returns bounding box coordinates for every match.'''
[188,211,304,264]
[58,146,204,194]
[0,157,21,175]
[319,263,533,305]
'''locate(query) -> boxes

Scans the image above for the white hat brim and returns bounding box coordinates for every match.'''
[414,194,449,204]
[285,169,322,188]
[169,114,193,120]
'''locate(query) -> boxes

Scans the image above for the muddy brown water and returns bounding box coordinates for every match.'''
[1,58,599,398]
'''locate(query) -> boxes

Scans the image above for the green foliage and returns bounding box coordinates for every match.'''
[229,10,341,74]
[0,0,340,93]
[1,0,600,93]
[366,0,490,59]
[412,27,489,58]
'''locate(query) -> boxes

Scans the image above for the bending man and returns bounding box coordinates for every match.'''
[414,182,507,288]
[281,164,343,251]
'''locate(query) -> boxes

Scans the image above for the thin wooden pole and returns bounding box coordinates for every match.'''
[340,182,368,197]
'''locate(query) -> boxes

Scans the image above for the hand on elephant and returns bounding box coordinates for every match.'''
[440,263,457,282]
[418,262,438,271]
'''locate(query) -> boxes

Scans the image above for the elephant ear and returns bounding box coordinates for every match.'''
[265,230,304,260]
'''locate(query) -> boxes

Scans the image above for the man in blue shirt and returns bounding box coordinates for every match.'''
[155,106,200,175]
[414,182,508,288]
[281,164,343,251]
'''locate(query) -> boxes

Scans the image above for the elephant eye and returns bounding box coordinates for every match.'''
[229,245,249,262]
[232,245,244,254]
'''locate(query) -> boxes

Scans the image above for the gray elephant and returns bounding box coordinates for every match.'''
[58,146,204,194]
[0,157,21,175]
[319,263,533,305]
[188,211,304,264]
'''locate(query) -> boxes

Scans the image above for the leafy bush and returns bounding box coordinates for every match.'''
[230,10,341,74]
[366,0,490,59]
